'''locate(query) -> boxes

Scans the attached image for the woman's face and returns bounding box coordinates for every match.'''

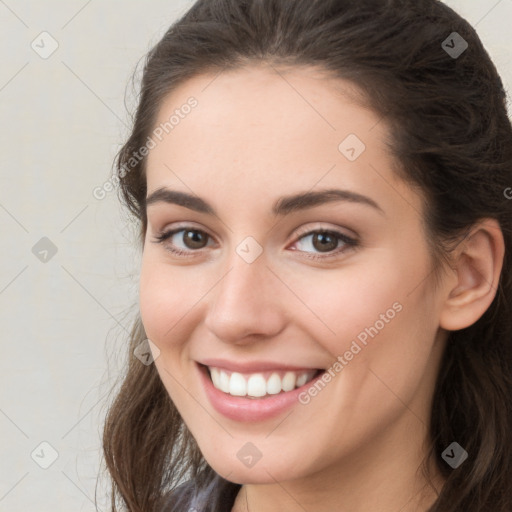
[140,64,449,486]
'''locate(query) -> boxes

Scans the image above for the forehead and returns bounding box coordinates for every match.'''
[148,64,379,155]
[144,64,421,218]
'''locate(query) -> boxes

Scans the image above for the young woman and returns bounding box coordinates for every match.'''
[102,0,512,511]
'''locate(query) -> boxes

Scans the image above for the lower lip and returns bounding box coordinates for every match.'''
[197,363,324,422]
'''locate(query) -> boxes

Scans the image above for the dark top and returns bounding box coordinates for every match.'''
[162,471,242,512]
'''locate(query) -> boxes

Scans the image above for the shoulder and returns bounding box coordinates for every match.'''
[160,471,242,512]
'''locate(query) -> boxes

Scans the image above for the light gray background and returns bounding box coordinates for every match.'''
[0,1,510,510]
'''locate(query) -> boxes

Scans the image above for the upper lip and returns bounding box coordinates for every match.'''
[198,358,323,373]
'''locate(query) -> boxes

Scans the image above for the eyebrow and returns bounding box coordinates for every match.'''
[145,187,384,216]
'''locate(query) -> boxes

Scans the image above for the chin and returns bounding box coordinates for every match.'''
[201,447,307,485]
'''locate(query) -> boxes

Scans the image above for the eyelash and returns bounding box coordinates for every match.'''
[152,226,359,261]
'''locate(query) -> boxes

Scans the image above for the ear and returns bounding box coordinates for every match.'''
[439,219,505,331]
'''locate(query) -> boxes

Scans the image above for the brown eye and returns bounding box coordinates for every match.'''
[182,230,209,249]
[152,227,214,256]
[291,229,358,260]
[311,232,339,252]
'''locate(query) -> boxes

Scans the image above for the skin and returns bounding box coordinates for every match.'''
[139,63,504,512]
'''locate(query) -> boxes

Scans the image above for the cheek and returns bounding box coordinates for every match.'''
[294,248,436,372]
[138,257,201,407]
[138,254,205,343]
[284,258,408,345]
[319,261,440,411]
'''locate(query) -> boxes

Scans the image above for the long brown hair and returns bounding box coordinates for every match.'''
[102,0,512,510]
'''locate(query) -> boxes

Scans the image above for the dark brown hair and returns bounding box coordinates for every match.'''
[102,0,512,510]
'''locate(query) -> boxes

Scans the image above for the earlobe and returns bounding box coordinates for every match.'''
[439,219,505,331]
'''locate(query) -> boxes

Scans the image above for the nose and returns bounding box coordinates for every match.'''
[203,251,287,345]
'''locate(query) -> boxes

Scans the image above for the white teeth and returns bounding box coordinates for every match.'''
[219,370,230,393]
[296,373,308,387]
[208,366,318,398]
[247,374,267,397]
[282,371,296,391]
[266,373,282,395]
[210,367,220,388]
[229,372,247,396]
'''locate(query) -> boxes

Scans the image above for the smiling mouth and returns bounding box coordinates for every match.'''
[201,364,324,399]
